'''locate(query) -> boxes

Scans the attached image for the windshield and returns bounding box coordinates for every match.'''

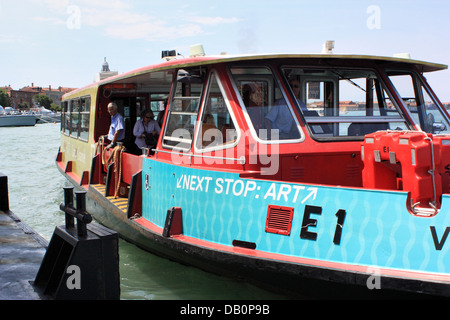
[230,66,303,142]
[281,67,411,139]
[387,71,450,134]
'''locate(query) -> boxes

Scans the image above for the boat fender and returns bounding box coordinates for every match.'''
[163,207,183,237]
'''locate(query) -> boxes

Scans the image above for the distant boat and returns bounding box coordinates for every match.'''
[0,106,39,127]
[32,106,62,124]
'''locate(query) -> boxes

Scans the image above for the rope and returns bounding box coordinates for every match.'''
[108,145,126,198]
[98,135,106,167]
[100,139,125,199]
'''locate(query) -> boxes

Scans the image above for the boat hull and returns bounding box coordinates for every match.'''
[0,115,38,127]
[58,160,450,298]
[37,115,61,124]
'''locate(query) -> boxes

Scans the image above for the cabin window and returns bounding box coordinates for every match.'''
[61,96,91,141]
[149,94,168,123]
[162,68,205,151]
[282,67,410,139]
[62,101,70,135]
[80,96,91,141]
[388,72,450,134]
[230,66,302,142]
[195,71,238,150]
[70,99,80,138]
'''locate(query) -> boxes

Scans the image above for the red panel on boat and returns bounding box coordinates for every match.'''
[362,131,442,214]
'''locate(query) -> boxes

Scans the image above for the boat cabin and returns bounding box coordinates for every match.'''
[59,53,450,215]
[56,52,450,297]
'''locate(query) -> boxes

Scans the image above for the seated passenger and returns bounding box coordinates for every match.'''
[242,83,264,131]
[264,80,302,139]
[106,102,125,149]
[133,110,161,150]
[201,114,221,147]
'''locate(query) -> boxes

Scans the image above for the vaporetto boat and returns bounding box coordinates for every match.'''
[56,45,450,298]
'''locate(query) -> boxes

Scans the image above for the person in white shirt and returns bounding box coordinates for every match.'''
[106,102,125,149]
[133,109,161,149]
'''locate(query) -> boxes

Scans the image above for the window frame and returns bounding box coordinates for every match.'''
[385,69,450,134]
[61,95,91,142]
[79,96,91,142]
[228,64,304,144]
[194,69,241,154]
[161,68,206,152]
[281,65,412,141]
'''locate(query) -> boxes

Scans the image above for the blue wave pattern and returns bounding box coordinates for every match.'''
[142,159,450,274]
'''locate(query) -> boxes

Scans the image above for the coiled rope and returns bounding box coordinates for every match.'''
[99,136,126,198]
[109,145,126,198]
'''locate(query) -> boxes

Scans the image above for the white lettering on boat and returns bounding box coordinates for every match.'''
[175,174,318,204]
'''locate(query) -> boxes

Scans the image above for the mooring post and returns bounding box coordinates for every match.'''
[0,173,9,212]
[63,187,74,229]
[75,191,88,237]
[35,187,120,299]
[59,189,92,237]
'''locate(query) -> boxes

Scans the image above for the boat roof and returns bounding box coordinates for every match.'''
[64,53,448,98]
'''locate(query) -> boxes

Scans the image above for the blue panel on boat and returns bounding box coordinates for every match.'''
[142,158,450,275]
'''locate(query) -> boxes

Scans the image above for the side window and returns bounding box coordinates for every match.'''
[61,96,91,141]
[62,101,70,135]
[230,66,301,141]
[418,84,450,134]
[149,94,169,124]
[70,99,80,138]
[196,71,238,150]
[80,96,91,141]
[162,68,205,150]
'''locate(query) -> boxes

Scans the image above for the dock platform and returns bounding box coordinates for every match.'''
[0,173,120,300]
[0,209,47,300]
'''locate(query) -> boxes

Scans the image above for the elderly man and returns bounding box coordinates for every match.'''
[106,102,125,149]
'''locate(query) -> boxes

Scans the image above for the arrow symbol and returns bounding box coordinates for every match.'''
[301,187,318,204]
[176,175,183,188]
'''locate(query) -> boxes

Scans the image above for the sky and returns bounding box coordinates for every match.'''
[1,0,450,100]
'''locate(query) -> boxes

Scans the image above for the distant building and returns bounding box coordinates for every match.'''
[8,84,75,110]
[95,57,118,82]
[1,85,12,96]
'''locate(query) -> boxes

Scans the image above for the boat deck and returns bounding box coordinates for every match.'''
[91,184,129,214]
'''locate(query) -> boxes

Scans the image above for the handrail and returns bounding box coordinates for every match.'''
[151,148,246,165]
[305,116,404,123]
[410,136,439,217]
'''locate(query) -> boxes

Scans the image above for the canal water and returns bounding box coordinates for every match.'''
[0,123,288,300]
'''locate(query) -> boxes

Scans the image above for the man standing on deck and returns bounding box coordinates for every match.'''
[106,102,125,149]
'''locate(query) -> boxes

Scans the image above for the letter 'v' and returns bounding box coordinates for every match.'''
[430,226,450,251]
